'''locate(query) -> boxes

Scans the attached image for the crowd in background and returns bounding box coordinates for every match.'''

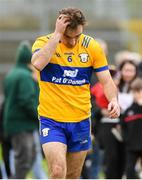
[0,38,142,179]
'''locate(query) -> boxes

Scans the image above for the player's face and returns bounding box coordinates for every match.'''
[61,25,83,48]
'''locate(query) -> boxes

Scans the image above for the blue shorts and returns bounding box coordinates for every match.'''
[39,116,92,152]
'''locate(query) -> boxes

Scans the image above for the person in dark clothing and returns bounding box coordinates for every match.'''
[3,41,38,179]
[121,77,142,179]
[0,100,13,178]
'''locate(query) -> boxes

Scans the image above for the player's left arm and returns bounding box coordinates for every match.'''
[89,38,120,118]
[96,70,120,119]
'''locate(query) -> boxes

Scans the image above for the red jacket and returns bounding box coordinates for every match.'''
[91,82,108,109]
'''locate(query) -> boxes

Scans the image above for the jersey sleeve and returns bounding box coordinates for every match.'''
[89,39,109,72]
[32,36,49,54]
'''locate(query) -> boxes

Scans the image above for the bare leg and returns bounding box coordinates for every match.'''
[42,142,67,179]
[66,150,88,179]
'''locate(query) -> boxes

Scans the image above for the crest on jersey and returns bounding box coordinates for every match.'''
[79,53,89,63]
[42,128,50,137]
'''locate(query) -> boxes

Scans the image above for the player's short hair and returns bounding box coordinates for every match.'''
[131,78,142,91]
[59,7,86,29]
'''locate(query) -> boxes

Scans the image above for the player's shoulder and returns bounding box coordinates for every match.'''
[32,33,53,53]
[35,33,53,43]
[81,34,93,48]
[81,34,99,48]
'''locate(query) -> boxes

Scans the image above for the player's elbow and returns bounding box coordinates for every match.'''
[31,55,42,71]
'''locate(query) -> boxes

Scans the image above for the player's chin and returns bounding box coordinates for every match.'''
[67,45,74,48]
[66,43,76,48]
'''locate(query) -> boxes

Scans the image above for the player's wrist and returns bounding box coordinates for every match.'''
[53,32,62,41]
[110,97,118,103]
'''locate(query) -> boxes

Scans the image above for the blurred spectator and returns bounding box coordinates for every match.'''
[117,60,138,113]
[121,78,142,178]
[3,41,37,179]
[116,59,138,178]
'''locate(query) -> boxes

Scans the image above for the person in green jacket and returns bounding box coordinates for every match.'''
[3,41,38,179]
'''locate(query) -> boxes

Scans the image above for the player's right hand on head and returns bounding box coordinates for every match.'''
[54,14,71,36]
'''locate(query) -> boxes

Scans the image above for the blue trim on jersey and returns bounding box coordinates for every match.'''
[94,65,109,72]
[40,63,93,86]
[33,48,40,54]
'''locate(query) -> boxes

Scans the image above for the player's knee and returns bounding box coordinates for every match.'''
[50,164,66,179]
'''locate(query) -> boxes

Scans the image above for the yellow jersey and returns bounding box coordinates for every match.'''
[32,33,108,122]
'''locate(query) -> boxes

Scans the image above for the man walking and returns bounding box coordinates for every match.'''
[32,7,120,179]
